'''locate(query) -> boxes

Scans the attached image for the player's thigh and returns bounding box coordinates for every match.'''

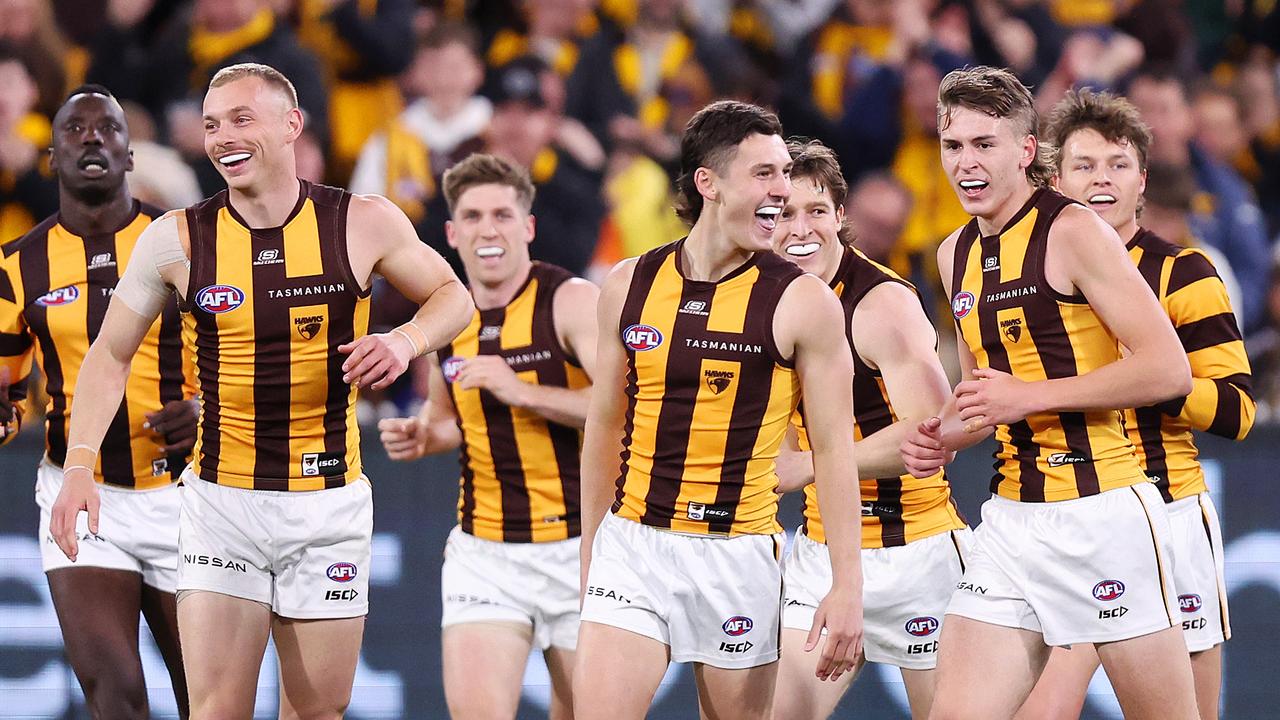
[177,590,272,719]
[1095,626,1198,720]
[140,584,189,716]
[695,659,779,720]
[772,627,859,720]
[900,667,940,720]
[441,622,535,720]
[543,645,576,720]
[1014,644,1099,720]
[573,621,670,720]
[930,616,1049,720]
[46,567,148,711]
[1190,646,1222,720]
[273,614,366,720]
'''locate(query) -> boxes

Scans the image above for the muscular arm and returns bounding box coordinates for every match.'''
[0,269,33,443]
[578,260,634,590]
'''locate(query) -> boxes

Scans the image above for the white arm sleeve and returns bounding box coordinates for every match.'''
[113,213,189,319]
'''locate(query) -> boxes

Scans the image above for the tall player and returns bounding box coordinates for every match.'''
[900,66,1198,719]
[769,139,970,720]
[49,64,473,719]
[574,101,863,720]
[0,85,194,719]
[379,152,598,719]
[1016,89,1254,720]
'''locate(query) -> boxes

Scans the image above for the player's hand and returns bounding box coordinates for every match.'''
[378,416,428,461]
[954,367,1034,431]
[807,584,864,682]
[456,356,528,407]
[900,417,953,478]
[145,398,198,455]
[339,332,415,390]
[49,467,100,562]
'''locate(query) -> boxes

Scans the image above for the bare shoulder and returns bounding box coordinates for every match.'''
[1049,203,1122,253]
[553,276,601,317]
[347,193,415,245]
[779,272,842,322]
[599,258,639,301]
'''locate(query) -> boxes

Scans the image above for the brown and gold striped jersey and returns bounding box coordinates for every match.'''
[951,188,1146,502]
[0,202,195,488]
[1124,229,1254,502]
[613,240,803,536]
[441,262,589,543]
[795,247,967,548]
[178,181,370,491]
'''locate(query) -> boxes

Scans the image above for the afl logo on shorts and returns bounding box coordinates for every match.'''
[905,616,939,637]
[951,291,975,319]
[327,562,358,583]
[196,284,245,314]
[722,616,753,636]
[1178,594,1203,613]
[623,323,663,351]
[441,356,465,383]
[1092,580,1125,601]
[35,286,80,307]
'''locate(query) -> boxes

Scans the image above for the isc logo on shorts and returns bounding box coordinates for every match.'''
[905,616,939,637]
[722,616,753,636]
[327,562,358,582]
[623,323,663,351]
[951,291,975,319]
[1179,594,1203,613]
[196,284,246,314]
[36,286,80,307]
[1093,580,1126,601]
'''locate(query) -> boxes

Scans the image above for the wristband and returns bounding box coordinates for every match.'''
[65,444,98,473]
[392,322,429,358]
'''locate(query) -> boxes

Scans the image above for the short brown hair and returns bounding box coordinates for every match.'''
[209,63,298,109]
[937,66,1052,187]
[420,21,479,55]
[675,100,784,225]
[786,138,853,245]
[1043,89,1152,173]
[442,153,536,215]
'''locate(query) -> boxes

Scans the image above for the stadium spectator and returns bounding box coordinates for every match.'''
[0,50,55,244]
[844,171,911,266]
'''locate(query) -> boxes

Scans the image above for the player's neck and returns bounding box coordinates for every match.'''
[974,181,1037,237]
[228,176,305,229]
[683,218,755,282]
[57,185,135,237]
[1114,217,1140,245]
[470,260,534,310]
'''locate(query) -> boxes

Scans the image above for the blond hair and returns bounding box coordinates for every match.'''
[209,63,299,109]
[938,66,1052,187]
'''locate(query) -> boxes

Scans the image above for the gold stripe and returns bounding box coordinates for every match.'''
[284,200,323,279]
[211,209,257,489]
[669,357,740,534]
[289,302,330,491]
[1132,485,1176,628]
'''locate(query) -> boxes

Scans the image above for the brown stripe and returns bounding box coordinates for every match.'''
[1176,313,1241,354]
[476,306,534,541]
[871,478,906,547]
[949,529,966,573]
[1207,380,1243,440]
[1135,406,1173,502]
[977,233,1046,500]
[1133,244,1166,297]
[18,228,68,465]
[1219,371,1253,396]
[534,265,582,536]
[1166,251,1219,295]
[85,231,135,486]
[250,227,292,488]
[190,205,223,483]
[1132,486,1176,628]
[156,302,187,479]
[442,341,477,534]
[320,191,357,489]
[0,331,31,355]
[0,266,14,302]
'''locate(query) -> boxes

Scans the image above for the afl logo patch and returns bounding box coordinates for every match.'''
[196,285,246,314]
[722,616,753,636]
[35,286,80,307]
[951,291,975,319]
[905,616,939,637]
[623,323,663,351]
[1093,580,1125,601]
[441,356,465,383]
[327,562,358,583]
[1178,594,1202,613]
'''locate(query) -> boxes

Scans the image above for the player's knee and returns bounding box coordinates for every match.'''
[78,660,148,720]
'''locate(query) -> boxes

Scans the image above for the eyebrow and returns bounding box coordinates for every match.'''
[203,105,255,120]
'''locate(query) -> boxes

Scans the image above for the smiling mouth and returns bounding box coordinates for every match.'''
[476,246,505,258]
[218,152,251,169]
[959,179,989,193]
[1088,193,1117,206]
[785,242,821,257]
[755,206,781,231]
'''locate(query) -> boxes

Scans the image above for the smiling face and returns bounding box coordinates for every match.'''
[771,176,845,281]
[699,132,792,252]
[446,182,535,286]
[1054,127,1145,238]
[50,93,132,205]
[203,76,302,193]
[940,105,1037,225]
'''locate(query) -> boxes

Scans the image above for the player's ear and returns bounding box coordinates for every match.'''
[1019,134,1037,171]
[285,106,304,142]
[694,166,718,203]
[525,213,536,244]
[445,220,458,249]
[126,148,134,173]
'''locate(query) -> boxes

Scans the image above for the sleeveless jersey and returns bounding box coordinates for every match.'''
[179,181,370,491]
[950,188,1145,502]
[441,262,589,542]
[613,239,803,536]
[0,202,194,488]
[795,247,967,547]
[1124,228,1254,502]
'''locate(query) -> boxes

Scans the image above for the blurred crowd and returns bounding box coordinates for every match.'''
[5,0,1280,423]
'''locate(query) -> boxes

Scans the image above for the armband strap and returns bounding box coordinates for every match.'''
[64,444,98,474]
[392,322,429,358]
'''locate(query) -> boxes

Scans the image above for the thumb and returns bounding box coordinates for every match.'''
[87,491,100,535]
[805,610,825,652]
[922,416,941,432]
[972,367,995,379]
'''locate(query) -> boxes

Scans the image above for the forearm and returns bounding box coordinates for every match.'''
[1172,376,1256,439]
[775,448,814,493]
[64,342,131,456]
[1034,350,1190,414]
[811,444,862,591]
[402,282,474,355]
[579,424,622,549]
[513,385,590,429]
[937,395,993,451]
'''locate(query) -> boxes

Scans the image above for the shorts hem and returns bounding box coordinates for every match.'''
[140,572,178,594]
[441,615,533,630]
[862,651,936,671]
[176,581,272,607]
[1042,620,1175,647]
[275,606,369,620]
[579,617,667,648]
[671,650,779,669]
[1185,635,1226,653]
[43,557,142,576]
[943,607,1039,635]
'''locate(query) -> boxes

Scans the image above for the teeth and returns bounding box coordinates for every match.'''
[1089,194,1117,203]
[219,152,251,166]
[959,180,987,189]
[786,242,821,257]
[476,246,504,258]
[756,206,781,217]
[83,163,105,172]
